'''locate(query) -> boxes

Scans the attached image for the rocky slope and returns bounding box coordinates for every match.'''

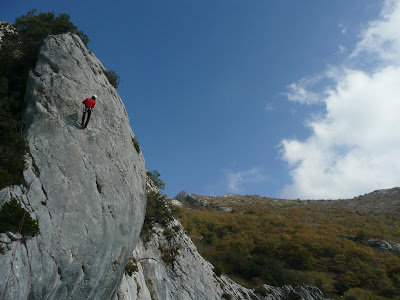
[186,188,400,216]
[116,218,328,300]
[0,33,146,300]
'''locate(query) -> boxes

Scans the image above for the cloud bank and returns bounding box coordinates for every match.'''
[281,0,400,199]
[223,167,267,194]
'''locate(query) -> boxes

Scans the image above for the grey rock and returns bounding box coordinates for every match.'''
[0,233,11,244]
[341,235,400,257]
[5,231,22,241]
[0,34,146,300]
[295,284,327,300]
[146,176,161,193]
[366,239,400,256]
[187,193,233,212]
[0,187,10,207]
[0,20,15,44]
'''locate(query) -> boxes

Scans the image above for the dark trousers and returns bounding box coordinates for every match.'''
[81,108,92,128]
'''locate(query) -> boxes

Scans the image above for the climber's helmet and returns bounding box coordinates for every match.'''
[92,94,97,100]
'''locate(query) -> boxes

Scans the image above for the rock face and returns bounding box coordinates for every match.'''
[365,240,400,257]
[116,218,329,300]
[0,20,14,43]
[0,34,146,300]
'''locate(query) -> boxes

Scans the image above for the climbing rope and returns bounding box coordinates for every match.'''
[26,237,34,300]
[25,191,35,300]
[2,121,85,300]
[47,128,85,299]
[1,183,34,300]
[1,214,26,300]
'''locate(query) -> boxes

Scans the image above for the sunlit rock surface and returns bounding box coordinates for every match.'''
[0,33,146,300]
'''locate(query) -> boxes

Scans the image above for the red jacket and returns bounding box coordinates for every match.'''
[82,98,96,109]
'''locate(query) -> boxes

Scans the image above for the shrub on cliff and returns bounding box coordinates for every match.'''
[140,191,173,241]
[0,198,39,237]
[125,256,139,275]
[104,70,120,89]
[146,170,165,191]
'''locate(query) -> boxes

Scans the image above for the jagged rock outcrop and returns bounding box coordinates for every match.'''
[186,193,233,212]
[174,190,188,201]
[0,34,146,300]
[116,219,329,300]
[0,20,14,42]
[366,239,400,256]
[340,235,400,257]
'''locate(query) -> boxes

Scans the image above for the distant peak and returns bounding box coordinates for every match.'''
[175,190,188,201]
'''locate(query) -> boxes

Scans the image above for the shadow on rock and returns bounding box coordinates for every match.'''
[66,112,81,128]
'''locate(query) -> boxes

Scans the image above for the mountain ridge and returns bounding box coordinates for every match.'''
[183,186,400,215]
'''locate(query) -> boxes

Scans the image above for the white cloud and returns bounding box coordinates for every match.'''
[223,167,268,193]
[284,73,326,104]
[352,0,400,65]
[281,0,400,199]
[265,103,274,111]
[338,23,347,35]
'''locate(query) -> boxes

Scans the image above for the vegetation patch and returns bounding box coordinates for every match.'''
[163,227,175,241]
[213,263,222,277]
[172,224,181,233]
[0,198,39,237]
[104,70,120,89]
[125,256,139,276]
[140,191,174,242]
[159,245,179,266]
[254,286,269,297]
[221,293,232,300]
[132,137,141,154]
[140,170,181,243]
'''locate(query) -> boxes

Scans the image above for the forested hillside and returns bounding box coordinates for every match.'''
[178,190,400,299]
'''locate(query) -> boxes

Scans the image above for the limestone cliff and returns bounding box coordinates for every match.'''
[0,34,146,300]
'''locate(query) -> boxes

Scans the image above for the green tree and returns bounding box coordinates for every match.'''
[14,9,89,66]
[147,170,165,191]
[0,198,39,237]
[104,70,120,89]
[334,280,349,296]
[140,191,173,241]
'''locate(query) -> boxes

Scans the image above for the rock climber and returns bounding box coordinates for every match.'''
[81,95,97,129]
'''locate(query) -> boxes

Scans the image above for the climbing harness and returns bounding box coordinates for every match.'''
[81,107,92,129]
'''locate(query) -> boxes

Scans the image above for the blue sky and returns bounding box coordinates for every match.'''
[3,1,399,199]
